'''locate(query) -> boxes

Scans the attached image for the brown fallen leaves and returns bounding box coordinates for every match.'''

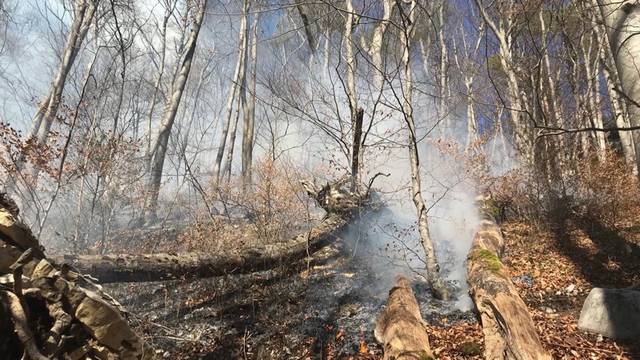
[502,220,639,359]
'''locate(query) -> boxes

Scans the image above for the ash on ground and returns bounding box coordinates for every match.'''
[106,213,478,359]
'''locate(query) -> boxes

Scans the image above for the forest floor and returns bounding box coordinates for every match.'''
[502,215,640,360]
[103,212,640,359]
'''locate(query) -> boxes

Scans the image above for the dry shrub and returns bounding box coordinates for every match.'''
[181,157,313,251]
[430,137,493,191]
[487,149,640,227]
[572,150,640,226]
[237,157,312,242]
[0,122,61,187]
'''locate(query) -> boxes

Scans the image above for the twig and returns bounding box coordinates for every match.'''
[365,172,390,197]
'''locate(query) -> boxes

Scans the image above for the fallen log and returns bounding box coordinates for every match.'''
[467,201,551,360]
[374,276,434,360]
[53,212,353,283]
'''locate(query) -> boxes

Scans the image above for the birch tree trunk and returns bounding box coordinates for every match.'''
[400,0,448,300]
[145,0,207,220]
[437,2,450,133]
[596,21,636,168]
[475,0,534,164]
[452,23,483,147]
[582,31,607,157]
[598,0,640,172]
[222,94,242,182]
[368,0,394,89]
[213,1,248,184]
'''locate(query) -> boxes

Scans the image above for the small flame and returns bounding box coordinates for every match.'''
[358,341,368,354]
[358,328,368,353]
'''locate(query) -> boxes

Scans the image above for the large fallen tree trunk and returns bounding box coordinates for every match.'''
[0,193,148,359]
[54,213,351,283]
[467,200,551,360]
[374,276,434,360]
[56,179,376,283]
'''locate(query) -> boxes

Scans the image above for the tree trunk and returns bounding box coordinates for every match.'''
[213,0,248,184]
[241,13,259,187]
[400,0,448,300]
[32,0,96,145]
[55,212,352,283]
[437,2,450,132]
[344,0,358,138]
[7,0,96,194]
[146,5,172,157]
[350,108,364,191]
[145,0,207,220]
[368,0,394,89]
[294,0,316,53]
[475,0,533,164]
[467,201,551,360]
[599,0,640,172]
[374,276,434,360]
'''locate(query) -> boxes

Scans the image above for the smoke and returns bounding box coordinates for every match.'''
[1,1,516,313]
[340,137,481,311]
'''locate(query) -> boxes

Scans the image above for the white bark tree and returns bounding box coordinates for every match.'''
[213,0,249,184]
[598,0,640,172]
[397,0,449,300]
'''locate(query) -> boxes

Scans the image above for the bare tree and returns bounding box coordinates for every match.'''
[241,12,259,186]
[213,0,249,184]
[598,0,640,172]
[145,0,208,220]
[396,0,448,300]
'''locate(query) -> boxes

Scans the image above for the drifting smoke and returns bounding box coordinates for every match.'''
[341,139,481,311]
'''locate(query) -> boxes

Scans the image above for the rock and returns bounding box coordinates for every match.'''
[458,341,483,356]
[578,288,640,339]
[566,284,576,293]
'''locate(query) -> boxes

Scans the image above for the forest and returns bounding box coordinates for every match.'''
[0,0,639,359]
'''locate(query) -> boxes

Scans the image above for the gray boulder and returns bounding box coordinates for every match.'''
[578,287,640,339]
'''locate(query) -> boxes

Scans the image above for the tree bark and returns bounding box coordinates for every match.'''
[467,202,551,360]
[374,276,434,360]
[598,0,640,172]
[344,0,358,138]
[146,0,207,220]
[54,212,352,283]
[437,1,450,132]
[350,108,363,191]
